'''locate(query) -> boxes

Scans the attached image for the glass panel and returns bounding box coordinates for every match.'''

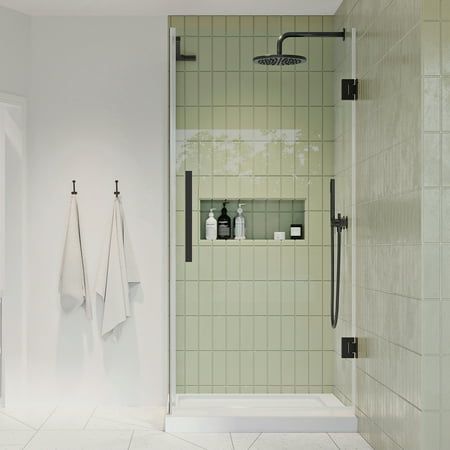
[170,16,354,400]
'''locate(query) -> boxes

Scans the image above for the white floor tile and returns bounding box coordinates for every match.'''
[0,415,34,431]
[25,430,132,450]
[251,433,338,450]
[231,433,261,450]
[172,433,233,449]
[41,407,95,430]
[0,408,53,430]
[329,433,373,449]
[86,406,164,431]
[0,430,35,446]
[130,431,202,449]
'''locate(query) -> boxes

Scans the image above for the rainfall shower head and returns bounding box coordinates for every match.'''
[253,54,306,66]
[253,29,346,66]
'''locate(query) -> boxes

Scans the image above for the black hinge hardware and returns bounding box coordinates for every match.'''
[341,79,358,100]
[341,337,358,358]
[176,37,197,62]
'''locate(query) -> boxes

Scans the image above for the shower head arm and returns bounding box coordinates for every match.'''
[276,28,346,55]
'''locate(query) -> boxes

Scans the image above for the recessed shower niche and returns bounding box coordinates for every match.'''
[200,199,305,240]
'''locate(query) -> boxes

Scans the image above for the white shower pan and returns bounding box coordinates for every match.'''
[165,394,357,433]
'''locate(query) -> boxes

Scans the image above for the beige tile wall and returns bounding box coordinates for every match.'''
[335,1,422,449]
[422,1,450,448]
[172,15,336,394]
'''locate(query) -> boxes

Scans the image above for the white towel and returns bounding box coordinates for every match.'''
[59,195,91,319]
[96,197,140,336]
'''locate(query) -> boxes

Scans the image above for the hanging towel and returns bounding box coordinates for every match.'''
[59,195,91,319]
[96,198,140,336]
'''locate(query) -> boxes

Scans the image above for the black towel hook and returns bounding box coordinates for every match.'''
[114,180,120,198]
[71,180,77,195]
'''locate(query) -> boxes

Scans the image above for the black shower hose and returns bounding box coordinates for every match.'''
[330,222,342,329]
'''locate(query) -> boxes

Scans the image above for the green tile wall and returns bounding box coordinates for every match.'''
[171,15,335,394]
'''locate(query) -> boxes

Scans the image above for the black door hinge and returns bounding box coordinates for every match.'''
[341,79,358,100]
[176,37,197,62]
[341,337,358,358]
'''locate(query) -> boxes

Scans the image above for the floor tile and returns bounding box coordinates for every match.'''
[329,433,373,449]
[251,433,338,449]
[0,408,53,430]
[41,407,95,430]
[0,415,34,431]
[0,430,35,446]
[172,433,233,449]
[231,433,261,450]
[25,430,132,450]
[130,431,202,449]
[86,406,164,431]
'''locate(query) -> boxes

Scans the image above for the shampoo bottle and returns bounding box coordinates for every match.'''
[234,203,246,240]
[217,201,232,239]
[206,208,217,240]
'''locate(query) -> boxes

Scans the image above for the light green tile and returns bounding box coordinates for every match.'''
[254,177,268,198]
[309,107,322,140]
[267,16,281,36]
[240,316,254,349]
[212,16,226,35]
[199,37,212,71]
[309,351,322,385]
[198,16,212,36]
[281,281,295,315]
[213,316,226,349]
[176,351,185,386]
[254,246,268,280]
[268,72,281,105]
[295,246,309,280]
[199,281,212,315]
[186,351,199,385]
[254,72,268,105]
[254,16,267,35]
[268,106,281,130]
[295,351,309,385]
[241,246,254,280]
[295,281,309,315]
[185,16,198,36]
[309,246,322,281]
[226,16,240,35]
[227,281,240,315]
[308,316,323,351]
[185,281,199,314]
[268,177,281,198]
[198,351,212,385]
[226,317,240,350]
[281,316,295,350]
[171,16,185,34]
[268,246,281,279]
[281,177,294,198]
[295,107,309,140]
[267,281,281,315]
[240,351,254,385]
[295,73,308,106]
[186,316,199,350]
[240,16,254,36]
[213,351,226,385]
[281,351,295,385]
[240,281,254,315]
[199,317,212,350]
[308,281,322,315]
[213,246,226,280]
[240,37,254,71]
[309,72,323,106]
[254,350,267,384]
[213,37,226,71]
[281,246,295,280]
[308,38,322,71]
[213,72,226,105]
[177,317,185,350]
[267,351,281,384]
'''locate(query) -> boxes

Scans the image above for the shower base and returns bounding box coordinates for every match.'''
[165,394,357,433]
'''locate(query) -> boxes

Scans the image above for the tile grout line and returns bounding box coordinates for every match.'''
[248,432,262,449]
[23,405,58,449]
[83,406,97,430]
[127,430,135,450]
[167,432,207,449]
[327,432,341,449]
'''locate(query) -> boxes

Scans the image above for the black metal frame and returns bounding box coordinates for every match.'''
[185,171,193,262]
[341,337,358,358]
[276,29,346,56]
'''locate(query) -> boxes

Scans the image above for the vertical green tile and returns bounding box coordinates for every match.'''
[267,351,281,384]
[281,316,295,350]
[309,351,323,386]
[185,16,198,36]
[240,16,254,36]
[213,351,226,385]
[295,351,309,385]
[198,16,212,36]
[240,317,254,349]
[227,316,240,349]
[199,37,212,71]
[295,281,309,315]
[185,350,199,385]
[281,351,295,385]
[254,351,268,384]
[199,351,212,385]
[240,281,254,315]
[227,281,240,315]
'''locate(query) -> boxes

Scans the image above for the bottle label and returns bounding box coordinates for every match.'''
[218,222,231,238]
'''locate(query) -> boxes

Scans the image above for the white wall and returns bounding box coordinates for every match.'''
[25,16,168,406]
[0,6,30,96]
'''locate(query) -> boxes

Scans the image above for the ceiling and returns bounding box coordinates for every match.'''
[0,0,343,16]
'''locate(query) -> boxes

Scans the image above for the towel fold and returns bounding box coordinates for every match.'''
[59,195,91,319]
[96,197,139,336]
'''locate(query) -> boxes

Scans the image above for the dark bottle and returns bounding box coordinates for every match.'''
[217,201,232,239]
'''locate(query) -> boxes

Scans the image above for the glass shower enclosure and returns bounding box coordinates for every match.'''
[167,17,357,432]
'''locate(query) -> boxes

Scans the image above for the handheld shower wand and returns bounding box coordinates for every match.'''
[330,179,348,329]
